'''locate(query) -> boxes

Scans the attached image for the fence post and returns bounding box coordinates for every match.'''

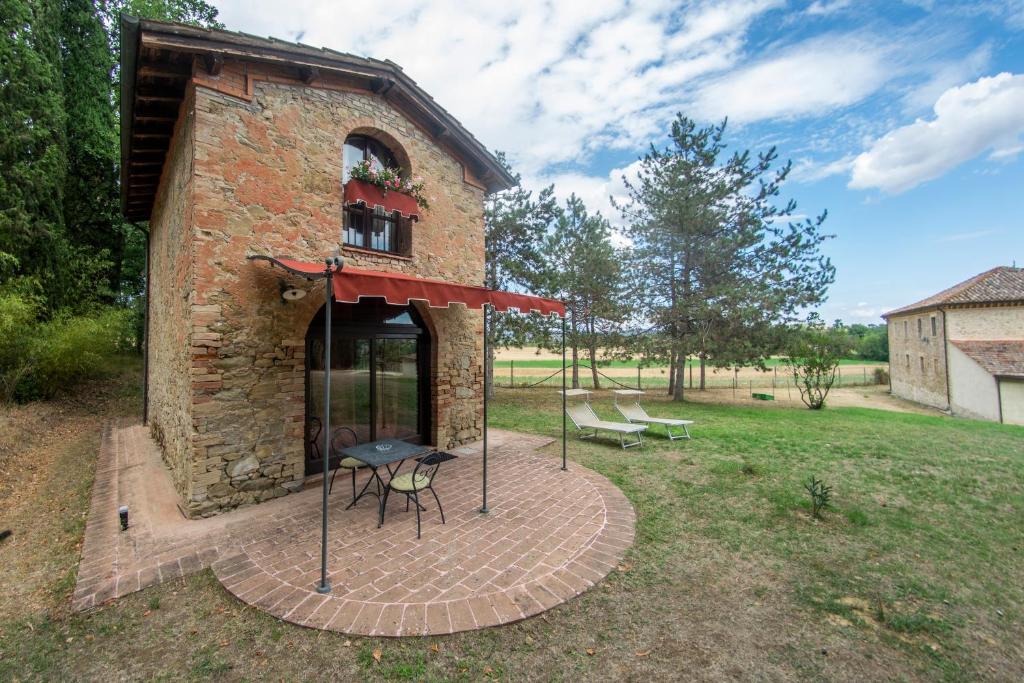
[637,365,641,391]
[510,360,514,388]
[863,367,867,385]
[838,366,842,387]
[749,379,752,397]
[773,367,777,390]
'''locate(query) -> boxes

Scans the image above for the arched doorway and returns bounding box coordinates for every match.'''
[304,299,431,474]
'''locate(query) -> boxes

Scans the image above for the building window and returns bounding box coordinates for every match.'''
[931,316,937,336]
[933,358,939,373]
[341,134,413,256]
[917,318,923,337]
[920,356,925,372]
[905,353,910,367]
[903,320,908,337]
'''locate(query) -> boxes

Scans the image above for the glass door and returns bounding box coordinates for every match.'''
[305,300,429,473]
[375,338,420,441]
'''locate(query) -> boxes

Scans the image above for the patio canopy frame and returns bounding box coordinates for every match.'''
[249,255,567,594]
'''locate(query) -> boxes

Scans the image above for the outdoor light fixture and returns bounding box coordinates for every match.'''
[279,279,307,303]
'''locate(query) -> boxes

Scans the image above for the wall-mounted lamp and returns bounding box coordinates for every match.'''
[280,280,307,303]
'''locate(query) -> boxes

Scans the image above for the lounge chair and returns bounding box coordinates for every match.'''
[614,390,693,440]
[565,401,646,449]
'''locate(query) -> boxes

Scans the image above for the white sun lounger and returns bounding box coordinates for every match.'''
[613,390,693,440]
[565,401,646,449]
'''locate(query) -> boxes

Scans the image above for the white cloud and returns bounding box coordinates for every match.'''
[849,72,1024,193]
[530,159,645,235]
[790,155,856,183]
[689,35,890,123]
[936,229,997,243]
[213,0,782,177]
[806,0,853,15]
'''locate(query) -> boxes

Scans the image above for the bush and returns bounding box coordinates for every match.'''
[0,287,43,402]
[873,367,890,385]
[18,308,135,400]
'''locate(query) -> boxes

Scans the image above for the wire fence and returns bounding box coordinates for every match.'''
[494,361,890,392]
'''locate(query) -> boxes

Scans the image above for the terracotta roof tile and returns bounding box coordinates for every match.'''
[950,339,1024,378]
[883,267,1024,317]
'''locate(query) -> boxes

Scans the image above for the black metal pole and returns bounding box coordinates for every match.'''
[481,304,489,513]
[561,313,567,471]
[317,264,333,594]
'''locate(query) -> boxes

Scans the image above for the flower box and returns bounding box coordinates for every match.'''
[344,178,422,221]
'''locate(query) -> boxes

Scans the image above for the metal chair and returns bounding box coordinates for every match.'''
[380,451,456,538]
[306,417,322,462]
[327,427,366,502]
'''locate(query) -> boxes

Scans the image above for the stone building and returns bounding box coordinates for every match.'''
[883,266,1024,425]
[120,19,525,516]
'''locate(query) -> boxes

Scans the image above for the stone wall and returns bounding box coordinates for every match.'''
[887,310,949,410]
[147,90,197,501]
[154,62,487,516]
[945,306,1024,340]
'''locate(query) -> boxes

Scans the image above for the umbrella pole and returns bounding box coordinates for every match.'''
[561,313,567,471]
[316,265,333,594]
[481,304,489,513]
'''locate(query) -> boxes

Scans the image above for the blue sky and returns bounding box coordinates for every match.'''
[213,0,1024,323]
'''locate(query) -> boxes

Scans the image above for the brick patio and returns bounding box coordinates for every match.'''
[73,421,635,636]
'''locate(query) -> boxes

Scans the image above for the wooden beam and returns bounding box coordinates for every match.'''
[299,65,319,84]
[130,161,164,167]
[203,53,224,76]
[137,94,181,103]
[132,132,172,139]
[138,65,191,79]
[135,116,176,123]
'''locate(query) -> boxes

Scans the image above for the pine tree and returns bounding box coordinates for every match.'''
[0,0,68,301]
[61,0,121,301]
[617,115,835,401]
[541,195,625,389]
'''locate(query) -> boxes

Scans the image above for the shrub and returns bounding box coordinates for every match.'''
[873,367,890,385]
[20,308,135,400]
[785,314,854,409]
[0,287,43,402]
[804,476,833,520]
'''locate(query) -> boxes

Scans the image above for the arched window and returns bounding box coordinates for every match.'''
[342,134,412,255]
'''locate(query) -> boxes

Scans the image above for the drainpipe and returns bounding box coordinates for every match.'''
[995,377,1004,424]
[940,307,952,414]
[143,226,151,425]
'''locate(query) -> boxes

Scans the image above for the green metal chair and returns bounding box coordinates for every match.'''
[379,451,456,538]
[328,427,367,503]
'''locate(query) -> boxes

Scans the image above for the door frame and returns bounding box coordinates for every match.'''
[303,300,431,474]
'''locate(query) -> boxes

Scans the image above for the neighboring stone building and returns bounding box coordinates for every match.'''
[120,19,520,516]
[883,266,1024,425]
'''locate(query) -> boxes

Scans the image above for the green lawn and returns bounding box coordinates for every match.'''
[1,379,1022,681]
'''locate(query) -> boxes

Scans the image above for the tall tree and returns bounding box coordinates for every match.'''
[541,195,625,389]
[61,0,121,301]
[617,115,835,401]
[0,0,68,306]
[483,153,558,397]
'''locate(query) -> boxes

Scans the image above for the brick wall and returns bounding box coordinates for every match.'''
[148,61,487,516]
[887,310,949,410]
[147,89,197,502]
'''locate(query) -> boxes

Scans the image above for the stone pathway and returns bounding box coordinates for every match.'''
[73,422,634,636]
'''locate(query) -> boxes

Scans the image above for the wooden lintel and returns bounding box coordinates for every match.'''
[137,94,181,103]
[133,132,172,139]
[135,116,176,123]
[138,65,191,80]
[204,53,225,76]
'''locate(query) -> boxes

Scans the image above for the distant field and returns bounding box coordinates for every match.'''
[494,346,888,389]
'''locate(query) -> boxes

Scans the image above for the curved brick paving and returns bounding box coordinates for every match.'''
[73,422,635,636]
[212,446,635,636]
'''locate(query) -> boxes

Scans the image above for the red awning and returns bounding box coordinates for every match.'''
[344,179,421,221]
[249,255,565,317]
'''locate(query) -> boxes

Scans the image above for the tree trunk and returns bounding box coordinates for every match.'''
[672,347,685,401]
[667,350,676,396]
[699,354,706,391]
[588,343,600,390]
[570,307,580,388]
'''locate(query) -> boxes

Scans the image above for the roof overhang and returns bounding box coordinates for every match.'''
[120,16,516,221]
